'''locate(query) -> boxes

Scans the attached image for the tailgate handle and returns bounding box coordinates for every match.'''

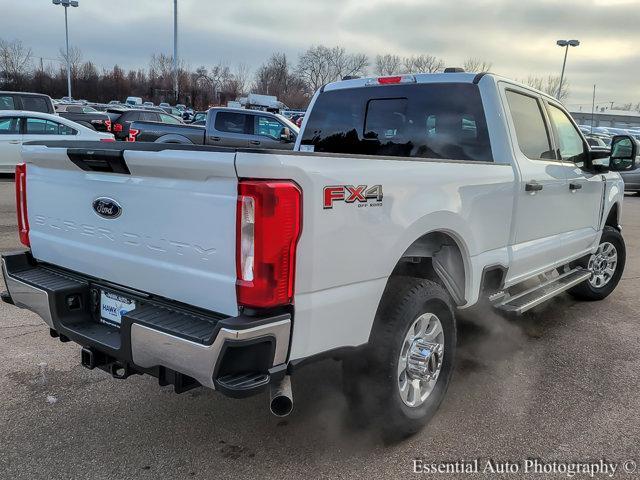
[67,149,130,174]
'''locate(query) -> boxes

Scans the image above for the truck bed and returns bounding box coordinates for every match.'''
[133,121,206,144]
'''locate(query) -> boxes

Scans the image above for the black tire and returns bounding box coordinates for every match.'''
[568,226,626,301]
[342,277,456,442]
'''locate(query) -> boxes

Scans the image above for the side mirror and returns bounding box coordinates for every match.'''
[280,127,293,142]
[609,135,637,171]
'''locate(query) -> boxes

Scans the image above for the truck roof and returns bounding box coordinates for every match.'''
[322,71,557,102]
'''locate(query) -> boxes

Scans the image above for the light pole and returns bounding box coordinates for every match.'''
[556,39,579,100]
[173,0,178,103]
[52,0,79,100]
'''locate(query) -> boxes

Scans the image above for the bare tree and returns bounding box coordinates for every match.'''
[463,58,492,73]
[375,54,402,75]
[58,45,83,79]
[296,45,334,92]
[254,53,310,108]
[297,45,368,91]
[254,53,292,98]
[524,75,569,101]
[232,63,251,96]
[327,46,368,79]
[402,54,445,73]
[0,38,33,87]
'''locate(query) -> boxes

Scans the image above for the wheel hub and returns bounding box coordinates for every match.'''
[587,241,618,289]
[406,339,443,382]
[397,312,445,408]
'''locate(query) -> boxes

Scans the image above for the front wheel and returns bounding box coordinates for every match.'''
[569,226,626,301]
[342,277,456,441]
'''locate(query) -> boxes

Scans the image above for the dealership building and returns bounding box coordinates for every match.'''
[570,109,640,129]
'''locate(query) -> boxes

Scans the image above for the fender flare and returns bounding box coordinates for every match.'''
[154,134,194,144]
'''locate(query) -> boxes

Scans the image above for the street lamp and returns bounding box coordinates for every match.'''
[173,0,178,103]
[52,0,79,100]
[556,39,579,100]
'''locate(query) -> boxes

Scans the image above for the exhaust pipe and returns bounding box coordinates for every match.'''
[269,375,293,417]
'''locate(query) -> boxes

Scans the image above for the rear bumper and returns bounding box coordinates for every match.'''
[1,251,291,397]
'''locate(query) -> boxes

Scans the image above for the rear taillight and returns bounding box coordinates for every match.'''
[113,123,123,133]
[15,163,29,247]
[236,180,302,309]
[105,119,112,132]
[127,128,139,142]
[100,138,116,142]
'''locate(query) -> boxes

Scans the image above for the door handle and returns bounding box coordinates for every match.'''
[9,140,20,144]
[249,140,261,146]
[525,182,543,192]
[569,183,582,191]
[209,136,221,141]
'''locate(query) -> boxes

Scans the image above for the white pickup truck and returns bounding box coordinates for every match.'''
[3,72,636,440]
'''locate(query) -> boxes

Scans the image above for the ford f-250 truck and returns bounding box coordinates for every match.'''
[2,72,635,440]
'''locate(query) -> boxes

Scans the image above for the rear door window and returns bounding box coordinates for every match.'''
[215,112,248,134]
[0,95,16,110]
[21,96,50,113]
[0,117,20,134]
[300,83,493,161]
[25,117,76,135]
[140,112,158,122]
[159,113,181,124]
[505,90,555,160]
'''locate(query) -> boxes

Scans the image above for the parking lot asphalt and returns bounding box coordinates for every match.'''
[0,175,638,479]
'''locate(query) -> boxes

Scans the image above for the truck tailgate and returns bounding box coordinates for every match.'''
[22,145,239,316]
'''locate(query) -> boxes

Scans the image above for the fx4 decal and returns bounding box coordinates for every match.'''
[323,185,383,209]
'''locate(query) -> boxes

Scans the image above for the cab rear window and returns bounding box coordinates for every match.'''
[300,83,493,162]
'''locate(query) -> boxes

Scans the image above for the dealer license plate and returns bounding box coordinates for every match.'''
[100,290,136,327]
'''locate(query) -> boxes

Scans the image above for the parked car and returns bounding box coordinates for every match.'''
[585,135,608,148]
[0,110,113,172]
[610,136,640,194]
[108,108,184,141]
[55,104,112,132]
[129,107,298,149]
[125,96,143,106]
[0,91,55,115]
[2,73,631,440]
[159,102,170,108]
[189,111,207,125]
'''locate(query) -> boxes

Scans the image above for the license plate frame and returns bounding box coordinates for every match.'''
[99,290,136,328]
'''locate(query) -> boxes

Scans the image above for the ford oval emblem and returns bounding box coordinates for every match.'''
[93,197,122,219]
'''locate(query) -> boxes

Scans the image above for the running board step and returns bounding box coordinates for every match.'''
[495,268,591,315]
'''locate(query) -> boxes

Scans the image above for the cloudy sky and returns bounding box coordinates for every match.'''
[2,0,638,108]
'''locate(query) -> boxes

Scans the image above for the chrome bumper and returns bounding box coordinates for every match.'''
[2,253,291,392]
[2,257,54,328]
[131,320,290,389]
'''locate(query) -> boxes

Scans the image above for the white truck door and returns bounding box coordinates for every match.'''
[501,87,573,285]
[544,101,604,256]
[0,116,23,173]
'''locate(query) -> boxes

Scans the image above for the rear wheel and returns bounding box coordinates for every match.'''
[569,226,625,300]
[342,277,456,441]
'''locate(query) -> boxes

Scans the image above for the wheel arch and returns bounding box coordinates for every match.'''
[388,228,472,307]
[604,202,621,230]
[155,134,193,144]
